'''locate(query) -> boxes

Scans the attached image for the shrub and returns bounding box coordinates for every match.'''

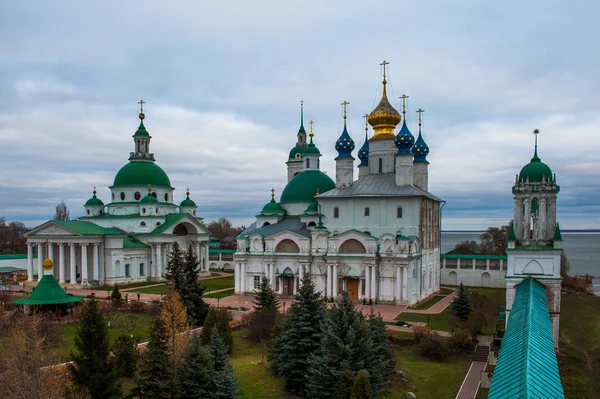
[129,301,146,313]
[417,331,449,361]
[413,325,431,344]
[465,310,486,339]
[200,307,233,352]
[451,328,471,351]
[562,275,593,293]
[112,333,139,378]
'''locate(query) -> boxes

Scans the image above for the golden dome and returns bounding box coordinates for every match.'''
[42,257,54,270]
[368,80,401,140]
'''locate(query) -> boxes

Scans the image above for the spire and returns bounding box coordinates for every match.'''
[367,61,401,139]
[412,108,429,162]
[134,99,149,136]
[553,222,563,241]
[93,186,97,198]
[400,94,409,117]
[358,114,370,166]
[396,95,415,154]
[299,100,306,134]
[508,222,516,242]
[531,129,541,162]
[303,120,321,157]
[335,101,355,158]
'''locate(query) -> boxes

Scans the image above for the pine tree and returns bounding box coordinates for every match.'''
[452,283,474,321]
[112,333,138,378]
[306,291,370,399]
[364,313,394,398]
[134,318,173,399]
[177,335,214,399]
[252,277,279,311]
[210,328,239,399]
[271,275,326,396]
[110,283,122,308]
[350,370,373,399]
[200,307,233,352]
[69,298,122,399]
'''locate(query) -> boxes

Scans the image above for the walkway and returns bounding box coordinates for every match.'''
[455,336,492,399]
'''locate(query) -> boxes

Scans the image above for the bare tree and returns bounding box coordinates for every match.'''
[207,217,244,240]
[54,201,70,221]
[480,225,510,255]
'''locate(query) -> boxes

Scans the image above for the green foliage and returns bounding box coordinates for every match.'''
[247,306,279,364]
[452,283,474,321]
[451,329,472,351]
[210,328,240,399]
[271,276,327,396]
[111,283,123,308]
[365,313,394,396]
[417,331,449,361]
[350,370,373,399]
[253,277,279,311]
[112,333,138,378]
[200,307,233,352]
[177,335,214,399]
[69,299,122,399]
[465,310,486,339]
[134,318,172,399]
[333,369,355,399]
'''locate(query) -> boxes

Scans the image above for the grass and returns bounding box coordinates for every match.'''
[89,281,163,292]
[137,276,235,295]
[205,289,235,299]
[558,292,600,398]
[396,307,454,331]
[57,312,155,360]
[410,294,446,310]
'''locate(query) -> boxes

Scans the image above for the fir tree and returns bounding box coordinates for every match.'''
[364,313,394,398]
[110,283,122,308]
[452,283,474,321]
[210,328,239,399]
[134,318,172,399]
[350,370,373,399]
[112,333,138,378]
[271,275,326,396]
[306,291,370,399]
[200,307,233,352]
[69,298,122,399]
[177,335,214,399]
[252,276,279,311]
[333,370,355,399]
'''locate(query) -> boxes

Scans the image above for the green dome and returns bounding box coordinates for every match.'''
[140,193,159,204]
[112,161,172,188]
[85,195,104,207]
[303,137,321,155]
[180,198,196,207]
[133,120,150,137]
[289,146,303,159]
[305,200,318,214]
[519,154,553,183]
[280,170,335,203]
[261,198,285,215]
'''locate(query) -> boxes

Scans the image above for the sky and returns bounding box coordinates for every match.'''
[1,1,599,230]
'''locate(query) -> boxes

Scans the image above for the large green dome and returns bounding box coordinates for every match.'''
[518,155,553,183]
[280,170,335,203]
[112,161,172,188]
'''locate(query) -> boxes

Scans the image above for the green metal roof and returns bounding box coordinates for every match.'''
[150,213,189,234]
[0,266,26,273]
[133,120,150,137]
[488,278,565,399]
[261,198,285,216]
[123,237,150,248]
[13,274,84,305]
[112,161,172,188]
[53,220,122,236]
[441,254,507,260]
[553,222,563,241]
[209,249,236,254]
[0,254,38,260]
[280,170,335,203]
[85,194,104,207]
[140,193,159,204]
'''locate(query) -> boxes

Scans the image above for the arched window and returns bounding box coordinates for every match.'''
[120,192,126,200]
[397,206,403,218]
[156,222,161,226]
[155,207,159,214]
[164,193,169,202]
[140,221,146,227]
[378,158,383,174]
[308,221,316,227]
[86,209,90,215]
[173,224,188,236]
[134,192,141,200]
[306,158,310,168]
[364,207,370,216]
[112,192,115,200]
[142,208,146,214]
[333,207,339,218]
[263,222,271,227]
[151,192,157,198]
[317,159,320,169]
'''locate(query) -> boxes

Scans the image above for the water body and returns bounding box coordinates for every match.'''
[441,232,600,277]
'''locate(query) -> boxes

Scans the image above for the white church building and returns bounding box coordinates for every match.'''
[234,64,442,305]
[24,108,211,286]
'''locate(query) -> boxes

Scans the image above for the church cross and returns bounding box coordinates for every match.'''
[400,94,409,115]
[138,99,145,113]
[416,108,425,126]
[363,114,369,134]
[380,60,389,80]
[309,120,314,136]
[341,101,350,121]
[271,188,275,198]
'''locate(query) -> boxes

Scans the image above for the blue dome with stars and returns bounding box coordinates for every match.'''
[335,125,355,158]
[395,120,415,154]
[412,130,429,163]
[358,132,369,166]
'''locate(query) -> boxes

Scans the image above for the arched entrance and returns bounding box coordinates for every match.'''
[481,272,491,287]
[281,267,294,296]
[449,271,457,285]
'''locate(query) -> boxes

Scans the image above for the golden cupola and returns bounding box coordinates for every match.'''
[368,61,401,140]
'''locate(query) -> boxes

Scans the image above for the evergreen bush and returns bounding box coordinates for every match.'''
[451,283,474,321]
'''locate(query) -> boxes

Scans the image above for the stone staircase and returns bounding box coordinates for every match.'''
[474,344,490,362]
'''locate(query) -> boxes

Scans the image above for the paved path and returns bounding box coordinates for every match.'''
[401,290,457,314]
[455,337,492,399]
[386,324,452,337]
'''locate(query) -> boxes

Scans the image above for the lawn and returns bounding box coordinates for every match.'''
[396,307,454,331]
[137,276,235,295]
[410,293,446,310]
[205,289,235,299]
[89,281,163,292]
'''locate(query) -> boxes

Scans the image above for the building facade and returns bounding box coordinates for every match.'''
[25,110,211,286]
[234,66,442,305]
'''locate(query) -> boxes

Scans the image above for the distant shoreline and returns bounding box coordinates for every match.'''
[442,230,600,233]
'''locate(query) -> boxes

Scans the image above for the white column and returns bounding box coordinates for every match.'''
[358,277,363,299]
[59,244,66,283]
[48,244,54,263]
[70,244,77,283]
[37,243,44,280]
[27,243,34,282]
[269,263,275,288]
[241,262,246,292]
[326,264,332,297]
[332,264,338,297]
[156,244,163,278]
[163,243,169,273]
[81,244,89,284]
[196,241,201,270]
[395,265,401,301]
[402,267,408,300]
[298,264,304,286]
[370,265,377,300]
[92,243,99,281]
[235,263,240,293]
[365,266,371,299]
[151,244,156,278]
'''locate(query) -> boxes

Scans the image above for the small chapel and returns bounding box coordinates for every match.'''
[24,105,211,286]
[234,63,442,305]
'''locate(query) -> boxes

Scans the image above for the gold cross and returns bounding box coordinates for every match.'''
[271,188,275,198]
[93,186,96,196]
[400,94,409,115]
[380,60,389,79]
[416,109,425,126]
[138,99,145,113]
[309,120,314,137]
[341,101,350,120]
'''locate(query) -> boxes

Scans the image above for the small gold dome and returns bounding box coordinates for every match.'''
[368,82,401,139]
[42,257,53,270]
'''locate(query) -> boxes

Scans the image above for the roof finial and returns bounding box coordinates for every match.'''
[301,100,304,126]
[416,108,424,132]
[93,186,97,197]
[316,187,320,195]
[138,99,146,120]
[363,114,369,138]
[309,120,315,138]
[271,188,275,198]
[341,101,350,125]
[186,188,190,198]
[147,184,152,193]
[380,60,389,98]
[400,94,409,116]
[533,128,539,158]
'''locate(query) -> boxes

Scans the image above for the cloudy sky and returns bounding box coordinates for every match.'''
[1,1,599,230]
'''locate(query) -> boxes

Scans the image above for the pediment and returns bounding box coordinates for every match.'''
[25,221,82,237]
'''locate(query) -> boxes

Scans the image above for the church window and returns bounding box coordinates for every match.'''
[112,192,115,200]
[317,159,320,169]
[173,224,188,236]
[397,206,403,218]
[86,209,90,215]
[364,231,371,236]
[125,263,131,278]
[134,191,141,200]
[142,208,146,214]
[364,207,370,216]
[333,207,339,218]
[263,222,271,226]
[151,192,157,198]
[155,207,159,214]
[308,221,316,227]
[193,210,196,216]
[140,222,146,227]
[254,275,261,289]
[100,210,103,215]
[139,263,145,276]
[156,222,161,226]
[378,158,383,174]
[164,193,169,202]
[306,158,310,168]
[120,192,126,200]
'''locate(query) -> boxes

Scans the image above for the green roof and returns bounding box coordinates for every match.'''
[518,147,553,184]
[123,237,150,248]
[53,220,122,236]
[441,254,507,260]
[508,223,516,242]
[150,213,188,234]
[553,222,563,241]
[0,254,38,260]
[13,274,84,305]
[289,146,303,159]
[280,170,335,203]
[302,137,321,155]
[261,198,285,216]
[0,266,26,273]
[133,120,150,137]
[180,197,197,207]
[209,249,236,254]
[140,193,159,204]
[112,161,172,188]
[85,194,104,207]
[488,278,565,399]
